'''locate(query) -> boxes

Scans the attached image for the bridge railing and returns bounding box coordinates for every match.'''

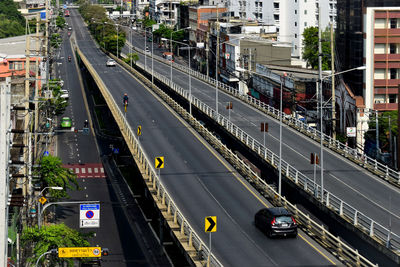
[134,46,400,186]
[129,60,379,266]
[75,45,223,267]
[131,55,397,263]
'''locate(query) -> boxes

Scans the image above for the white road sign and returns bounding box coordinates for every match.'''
[346,127,356,138]
[80,204,100,228]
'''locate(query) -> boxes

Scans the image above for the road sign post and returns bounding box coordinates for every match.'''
[205,216,216,267]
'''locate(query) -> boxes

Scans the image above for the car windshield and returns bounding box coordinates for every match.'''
[275,216,292,223]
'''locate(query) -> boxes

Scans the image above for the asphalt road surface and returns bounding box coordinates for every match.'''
[68,10,341,266]
[122,28,400,238]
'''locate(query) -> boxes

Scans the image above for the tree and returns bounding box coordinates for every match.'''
[56,15,66,29]
[124,53,139,65]
[37,155,79,199]
[364,111,398,153]
[21,223,94,266]
[0,14,24,38]
[302,27,331,70]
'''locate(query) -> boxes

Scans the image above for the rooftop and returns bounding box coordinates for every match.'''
[0,34,44,59]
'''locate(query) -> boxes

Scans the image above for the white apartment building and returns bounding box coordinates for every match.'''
[226,0,336,66]
[278,0,337,65]
[149,0,180,25]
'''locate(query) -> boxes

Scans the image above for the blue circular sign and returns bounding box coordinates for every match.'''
[86,210,94,219]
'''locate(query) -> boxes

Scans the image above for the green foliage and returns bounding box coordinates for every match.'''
[0,14,25,38]
[21,224,93,266]
[56,15,66,28]
[0,0,25,25]
[302,27,331,70]
[124,53,140,65]
[365,111,398,152]
[50,33,62,48]
[37,155,79,199]
[79,4,126,56]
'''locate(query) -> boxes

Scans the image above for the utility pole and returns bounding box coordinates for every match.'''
[331,22,336,139]
[24,20,31,207]
[216,5,220,114]
[376,110,379,154]
[0,78,11,267]
[318,5,324,202]
[34,13,40,160]
[398,84,400,169]
[206,31,209,78]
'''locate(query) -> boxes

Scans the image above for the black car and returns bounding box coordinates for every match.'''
[255,207,297,238]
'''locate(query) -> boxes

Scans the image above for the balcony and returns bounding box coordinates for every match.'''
[374,54,400,61]
[375,28,400,36]
[374,102,398,111]
[374,78,400,87]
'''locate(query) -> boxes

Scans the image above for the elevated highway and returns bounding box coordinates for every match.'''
[124,31,400,249]
[68,10,345,266]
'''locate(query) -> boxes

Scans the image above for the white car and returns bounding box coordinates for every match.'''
[106,59,116,67]
[145,47,150,54]
[60,93,69,99]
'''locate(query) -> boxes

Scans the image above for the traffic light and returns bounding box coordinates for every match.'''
[310,153,319,165]
[102,248,109,256]
[261,122,268,132]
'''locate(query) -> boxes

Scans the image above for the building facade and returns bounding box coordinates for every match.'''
[336,0,400,111]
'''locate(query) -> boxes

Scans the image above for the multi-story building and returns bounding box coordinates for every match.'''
[337,0,400,111]
[149,0,185,25]
[219,0,337,66]
[278,0,336,66]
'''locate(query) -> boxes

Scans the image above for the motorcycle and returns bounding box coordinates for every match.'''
[68,56,71,62]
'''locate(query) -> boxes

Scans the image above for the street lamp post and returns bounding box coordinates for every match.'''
[37,186,63,228]
[318,65,366,201]
[279,72,287,197]
[170,27,191,83]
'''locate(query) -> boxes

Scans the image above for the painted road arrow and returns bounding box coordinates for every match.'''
[205,216,217,232]
[155,156,164,169]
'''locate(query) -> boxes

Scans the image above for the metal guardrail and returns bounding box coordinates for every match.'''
[130,53,400,259]
[75,46,223,267]
[121,54,379,266]
[136,47,400,186]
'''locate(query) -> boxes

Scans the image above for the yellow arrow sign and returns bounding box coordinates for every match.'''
[155,157,164,169]
[137,125,142,136]
[58,247,101,258]
[38,196,47,205]
[205,216,217,232]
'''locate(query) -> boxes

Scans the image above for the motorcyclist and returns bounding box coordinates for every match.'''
[123,93,129,105]
[84,120,89,128]
[68,55,71,62]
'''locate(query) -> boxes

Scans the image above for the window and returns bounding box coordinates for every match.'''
[390,18,397,29]
[304,22,307,27]
[274,14,279,21]
[9,61,23,70]
[295,22,297,26]
[295,0,297,2]
[390,68,397,79]
[304,10,307,15]
[295,34,297,38]
[390,43,396,54]
[304,0,307,2]
[389,94,396,103]
[274,3,279,8]
[259,2,262,7]
[295,10,297,14]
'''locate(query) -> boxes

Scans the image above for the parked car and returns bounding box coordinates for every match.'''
[254,207,297,238]
[60,117,72,128]
[60,92,69,99]
[106,59,116,67]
